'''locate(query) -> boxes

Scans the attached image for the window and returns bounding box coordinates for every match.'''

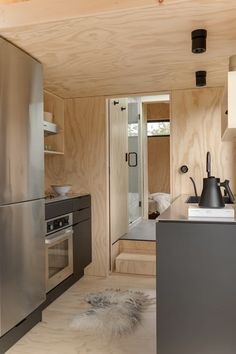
[128,123,138,137]
[147,120,170,137]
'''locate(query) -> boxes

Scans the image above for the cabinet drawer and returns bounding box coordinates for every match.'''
[73,195,91,211]
[73,208,91,224]
[45,199,73,220]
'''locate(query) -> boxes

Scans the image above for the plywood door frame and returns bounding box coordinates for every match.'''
[105,91,171,100]
[109,97,129,242]
[169,91,173,198]
[108,91,172,270]
[141,103,149,219]
[108,97,145,271]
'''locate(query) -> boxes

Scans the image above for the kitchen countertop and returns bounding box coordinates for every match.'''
[157,194,236,223]
[45,193,89,204]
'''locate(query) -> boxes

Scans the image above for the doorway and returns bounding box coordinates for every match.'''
[109,93,171,267]
[109,97,143,247]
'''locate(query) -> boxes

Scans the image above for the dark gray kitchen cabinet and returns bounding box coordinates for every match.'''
[73,218,92,280]
[157,221,236,354]
[43,194,92,309]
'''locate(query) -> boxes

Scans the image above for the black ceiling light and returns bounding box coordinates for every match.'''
[196,71,207,87]
[191,29,207,54]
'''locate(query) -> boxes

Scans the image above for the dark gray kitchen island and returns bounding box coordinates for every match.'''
[156,195,236,354]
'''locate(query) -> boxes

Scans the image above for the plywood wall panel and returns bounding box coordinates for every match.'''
[148,137,170,193]
[45,96,109,277]
[171,87,236,199]
[146,102,170,193]
[44,86,236,277]
[147,102,170,120]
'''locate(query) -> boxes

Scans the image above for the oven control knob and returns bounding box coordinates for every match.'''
[47,223,53,232]
[59,221,63,227]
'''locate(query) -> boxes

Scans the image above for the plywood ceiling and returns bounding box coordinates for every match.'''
[0,0,29,4]
[1,0,236,98]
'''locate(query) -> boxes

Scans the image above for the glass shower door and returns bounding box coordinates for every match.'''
[128,99,142,224]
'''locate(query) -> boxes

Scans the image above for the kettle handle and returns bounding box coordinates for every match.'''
[206,152,211,177]
[220,180,235,203]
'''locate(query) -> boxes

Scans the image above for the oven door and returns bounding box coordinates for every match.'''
[45,227,73,292]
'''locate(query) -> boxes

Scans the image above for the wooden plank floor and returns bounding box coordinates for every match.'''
[7,274,156,354]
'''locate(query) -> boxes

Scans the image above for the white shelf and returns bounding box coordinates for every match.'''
[221,71,236,141]
[43,120,59,136]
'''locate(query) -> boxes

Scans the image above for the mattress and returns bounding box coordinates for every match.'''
[148,192,171,214]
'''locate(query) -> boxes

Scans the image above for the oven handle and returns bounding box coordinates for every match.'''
[45,228,73,245]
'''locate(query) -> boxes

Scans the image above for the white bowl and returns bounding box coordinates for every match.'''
[51,184,71,196]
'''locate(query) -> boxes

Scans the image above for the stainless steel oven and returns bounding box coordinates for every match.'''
[45,213,73,292]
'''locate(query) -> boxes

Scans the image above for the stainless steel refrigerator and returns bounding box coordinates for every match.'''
[0,37,45,336]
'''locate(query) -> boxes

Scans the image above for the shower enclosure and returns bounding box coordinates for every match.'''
[127,98,142,224]
[109,96,143,247]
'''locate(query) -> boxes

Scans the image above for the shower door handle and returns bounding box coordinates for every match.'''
[128,152,138,167]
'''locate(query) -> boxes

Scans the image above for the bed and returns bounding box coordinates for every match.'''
[148,192,171,217]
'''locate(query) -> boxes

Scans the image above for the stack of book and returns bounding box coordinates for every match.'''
[188,205,235,218]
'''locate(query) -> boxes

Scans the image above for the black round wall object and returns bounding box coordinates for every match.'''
[191,29,207,54]
[196,70,207,87]
[180,165,189,174]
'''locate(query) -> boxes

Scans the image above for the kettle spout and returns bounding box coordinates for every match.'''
[189,177,198,198]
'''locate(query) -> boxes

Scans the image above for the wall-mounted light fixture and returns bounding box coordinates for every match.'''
[195,70,207,87]
[191,29,207,54]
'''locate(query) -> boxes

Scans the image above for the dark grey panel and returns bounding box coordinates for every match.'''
[73,207,91,224]
[45,199,73,220]
[72,195,91,211]
[42,274,77,310]
[0,38,44,204]
[45,195,91,220]
[73,219,92,280]
[0,308,42,354]
[157,221,236,354]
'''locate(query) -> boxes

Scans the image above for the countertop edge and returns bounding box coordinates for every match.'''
[157,194,236,224]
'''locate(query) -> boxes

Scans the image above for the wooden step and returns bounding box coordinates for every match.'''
[119,240,156,255]
[115,252,156,276]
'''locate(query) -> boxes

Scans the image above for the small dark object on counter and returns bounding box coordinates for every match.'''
[199,151,235,208]
[149,211,160,219]
[199,177,225,208]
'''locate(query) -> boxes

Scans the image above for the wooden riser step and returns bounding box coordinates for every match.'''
[115,252,156,276]
[119,240,156,255]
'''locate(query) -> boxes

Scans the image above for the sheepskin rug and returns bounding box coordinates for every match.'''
[70,289,155,337]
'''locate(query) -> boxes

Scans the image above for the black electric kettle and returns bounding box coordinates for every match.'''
[199,152,235,208]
